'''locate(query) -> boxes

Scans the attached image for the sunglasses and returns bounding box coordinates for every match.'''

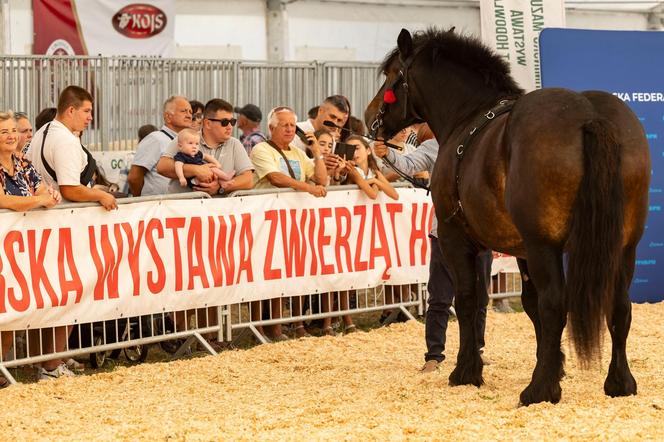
[192,113,204,121]
[208,117,236,127]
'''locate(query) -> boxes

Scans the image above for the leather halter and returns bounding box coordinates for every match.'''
[369,47,425,140]
[444,99,515,224]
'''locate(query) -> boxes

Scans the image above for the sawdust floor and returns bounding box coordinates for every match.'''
[1,302,663,441]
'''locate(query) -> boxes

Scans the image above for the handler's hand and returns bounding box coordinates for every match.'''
[373,140,388,158]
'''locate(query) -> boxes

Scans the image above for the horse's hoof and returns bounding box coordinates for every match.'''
[448,364,484,387]
[604,373,637,397]
[519,382,561,406]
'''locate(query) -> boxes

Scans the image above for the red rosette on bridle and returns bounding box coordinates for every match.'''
[383,89,397,104]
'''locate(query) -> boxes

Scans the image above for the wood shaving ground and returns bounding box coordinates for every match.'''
[1,302,662,441]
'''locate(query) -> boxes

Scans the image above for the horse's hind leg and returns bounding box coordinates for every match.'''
[518,258,565,380]
[519,245,566,405]
[604,245,637,397]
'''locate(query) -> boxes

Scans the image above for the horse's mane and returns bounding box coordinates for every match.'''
[380,28,524,96]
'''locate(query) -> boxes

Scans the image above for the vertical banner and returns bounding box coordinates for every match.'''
[480,0,565,91]
[540,29,664,303]
[33,0,175,56]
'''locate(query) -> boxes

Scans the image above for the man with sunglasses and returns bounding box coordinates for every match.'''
[128,95,192,196]
[157,98,254,196]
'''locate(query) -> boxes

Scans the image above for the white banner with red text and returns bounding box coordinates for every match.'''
[0,188,433,330]
[479,0,565,91]
[33,0,175,56]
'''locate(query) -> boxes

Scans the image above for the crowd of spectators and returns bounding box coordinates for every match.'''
[0,85,440,385]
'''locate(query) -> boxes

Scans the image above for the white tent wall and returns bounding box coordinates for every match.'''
[2,0,660,59]
[285,1,478,62]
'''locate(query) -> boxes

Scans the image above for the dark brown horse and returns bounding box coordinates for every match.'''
[365,28,650,405]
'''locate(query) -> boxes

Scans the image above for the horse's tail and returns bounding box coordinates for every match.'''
[565,118,623,365]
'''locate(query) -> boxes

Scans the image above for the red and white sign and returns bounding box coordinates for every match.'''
[0,189,433,330]
[33,0,175,56]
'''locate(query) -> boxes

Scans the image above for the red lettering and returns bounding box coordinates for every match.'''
[57,228,82,303]
[121,221,144,296]
[5,231,30,313]
[280,209,307,278]
[208,216,236,287]
[187,217,209,290]
[263,210,281,280]
[88,225,122,300]
[0,256,5,314]
[307,208,318,275]
[334,207,353,273]
[165,217,186,291]
[145,218,165,294]
[410,203,429,266]
[317,208,334,275]
[237,213,254,283]
[353,205,368,271]
[385,203,403,267]
[369,204,392,279]
[27,229,58,308]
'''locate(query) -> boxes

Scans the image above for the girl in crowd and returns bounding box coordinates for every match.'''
[344,135,399,200]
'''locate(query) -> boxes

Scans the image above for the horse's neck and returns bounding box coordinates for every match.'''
[421,86,507,143]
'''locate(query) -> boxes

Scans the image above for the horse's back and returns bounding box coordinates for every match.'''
[504,88,649,247]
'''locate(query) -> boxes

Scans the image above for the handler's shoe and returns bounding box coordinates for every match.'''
[39,363,75,381]
[420,360,441,373]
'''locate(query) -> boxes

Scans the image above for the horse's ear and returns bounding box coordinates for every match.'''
[397,28,413,59]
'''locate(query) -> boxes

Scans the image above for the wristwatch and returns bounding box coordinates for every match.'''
[316,155,325,161]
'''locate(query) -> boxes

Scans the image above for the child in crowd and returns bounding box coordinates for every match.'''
[344,135,398,200]
[174,128,235,188]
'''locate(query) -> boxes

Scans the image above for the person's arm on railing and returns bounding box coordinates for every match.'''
[60,185,117,210]
[370,170,400,200]
[220,170,253,193]
[265,172,326,197]
[0,184,60,211]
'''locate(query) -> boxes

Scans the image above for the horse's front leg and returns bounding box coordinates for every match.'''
[439,236,484,387]
[519,245,566,406]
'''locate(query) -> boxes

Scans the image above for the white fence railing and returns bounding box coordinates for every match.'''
[0,56,381,151]
[0,186,522,386]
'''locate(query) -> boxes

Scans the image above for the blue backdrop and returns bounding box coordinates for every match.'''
[540,28,664,303]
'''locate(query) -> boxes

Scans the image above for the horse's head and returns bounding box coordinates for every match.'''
[365,29,424,140]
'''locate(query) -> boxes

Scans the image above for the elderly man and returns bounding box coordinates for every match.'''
[128,95,191,196]
[249,106,328,341]
[251,106,327,195]
[293,95,350,149]
[157,98,254,196]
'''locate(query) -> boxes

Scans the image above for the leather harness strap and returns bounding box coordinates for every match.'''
[444,99,516,224]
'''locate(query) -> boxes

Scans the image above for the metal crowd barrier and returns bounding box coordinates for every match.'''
[0,56,381,152]
[0,186,522,386]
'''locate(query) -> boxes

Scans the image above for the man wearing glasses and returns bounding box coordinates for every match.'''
[157,98,254,196]
[128,95,192,196]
